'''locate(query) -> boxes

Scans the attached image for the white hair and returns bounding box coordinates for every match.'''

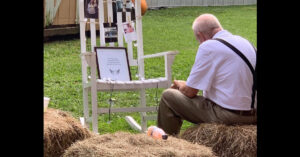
[192,14,223,35]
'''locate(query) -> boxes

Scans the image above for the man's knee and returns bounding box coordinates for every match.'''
[161,88,179,101]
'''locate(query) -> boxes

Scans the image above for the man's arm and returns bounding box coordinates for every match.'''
[171,80,199,98]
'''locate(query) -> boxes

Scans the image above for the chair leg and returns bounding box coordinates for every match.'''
[140,89,147,132]
[83,88,90,128]
[91,86,98,133]
[125,116,142,132]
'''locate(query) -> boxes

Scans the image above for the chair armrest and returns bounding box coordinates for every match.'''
[80,52,95,67]
[80,52,98,85]
[141,51,179,87]
[141,51,179,59]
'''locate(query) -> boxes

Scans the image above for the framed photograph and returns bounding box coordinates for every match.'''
[116,0,123,12]
[84,0,99,19]
[94,47,131,81]
[104,23,118,43]
[125,0,132,12]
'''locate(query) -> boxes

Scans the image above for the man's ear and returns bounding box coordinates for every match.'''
[196,31,202,38]
[199,32,210,41]
[194,31,202,43]
[197,31,206,43]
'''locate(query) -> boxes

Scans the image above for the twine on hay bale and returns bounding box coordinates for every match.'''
[180,123,257,157]
[44,108,93,157]
[63,131,217,157]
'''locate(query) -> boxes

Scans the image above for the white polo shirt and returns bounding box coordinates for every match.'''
[186,30,256,110]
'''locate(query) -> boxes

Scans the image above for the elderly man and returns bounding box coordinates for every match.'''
[157,14,257,135]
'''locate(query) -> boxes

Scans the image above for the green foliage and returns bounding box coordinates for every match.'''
[44,5,257,134]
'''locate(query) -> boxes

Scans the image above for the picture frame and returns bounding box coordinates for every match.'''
[94,47,132,81]
[125,0,132,12]
[84,0,99,19]
[116,0,123,12]
[103,23,118,43]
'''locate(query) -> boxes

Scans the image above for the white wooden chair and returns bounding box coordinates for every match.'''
[78,0,178,133]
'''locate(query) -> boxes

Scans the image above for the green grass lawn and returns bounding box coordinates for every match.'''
[44,5,257,134]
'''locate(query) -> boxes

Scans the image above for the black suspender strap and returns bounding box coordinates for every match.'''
[213,38,257,109]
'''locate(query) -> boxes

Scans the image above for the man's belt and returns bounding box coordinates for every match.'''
[208,99,256,116]
[225,108,256,116]
[216,104,256,116]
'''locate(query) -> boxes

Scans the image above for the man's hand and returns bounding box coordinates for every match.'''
[171,80,199,98]
[171,80,186,89]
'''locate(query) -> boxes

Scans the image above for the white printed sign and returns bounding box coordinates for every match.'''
[95,47,131,81]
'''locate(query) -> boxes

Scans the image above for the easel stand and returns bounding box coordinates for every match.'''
[78,0,178,133]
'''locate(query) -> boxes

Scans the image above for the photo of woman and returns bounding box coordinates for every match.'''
[123,22,134,34]
[122,22,137,42]
[84,0,99,19]
[88,0,97,14]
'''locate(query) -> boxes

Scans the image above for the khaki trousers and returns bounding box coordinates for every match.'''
[157,88,257,135]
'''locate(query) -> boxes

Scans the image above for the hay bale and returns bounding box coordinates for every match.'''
[63,131,216,157]
[180,123,257,157]
[44,108,93,157]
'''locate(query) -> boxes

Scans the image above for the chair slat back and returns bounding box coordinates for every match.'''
[79,0,145,81]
